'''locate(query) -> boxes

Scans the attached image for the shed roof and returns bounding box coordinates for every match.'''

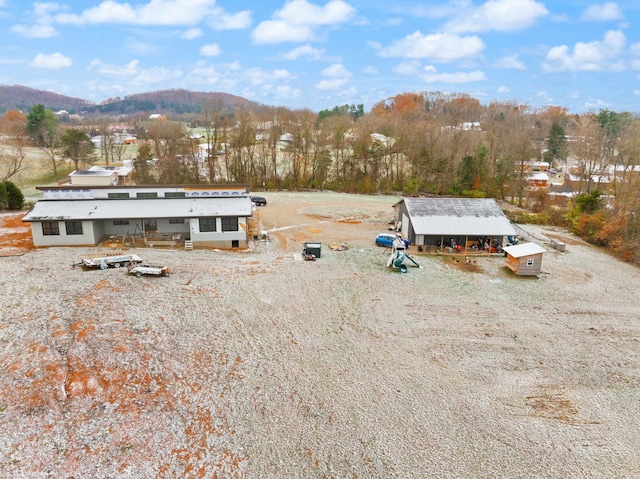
[399,197,516,236]
[503,242,547,258]
[22,197,252,222]
[69,169,116,177]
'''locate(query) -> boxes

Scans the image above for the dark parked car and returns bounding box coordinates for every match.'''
[251,196,267,206]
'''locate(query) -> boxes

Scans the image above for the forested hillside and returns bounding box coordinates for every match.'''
[0,85,93,113]
[0,85,255,116]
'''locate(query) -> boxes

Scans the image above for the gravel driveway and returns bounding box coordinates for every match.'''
[1,192,639,478]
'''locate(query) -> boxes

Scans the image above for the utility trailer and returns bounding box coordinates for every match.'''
[127,264,170,277]
[79,254,143,269]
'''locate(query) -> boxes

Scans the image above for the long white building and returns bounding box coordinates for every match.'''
[22,184,254,249]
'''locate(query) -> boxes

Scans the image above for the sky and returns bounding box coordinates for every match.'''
[1,0,640,114]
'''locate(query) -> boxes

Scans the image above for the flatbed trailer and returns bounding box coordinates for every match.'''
[127,264,170,277]
[80,254,143,269]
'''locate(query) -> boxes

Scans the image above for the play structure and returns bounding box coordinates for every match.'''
[385,235,420,273]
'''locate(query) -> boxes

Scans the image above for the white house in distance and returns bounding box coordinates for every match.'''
[22,184,254,249]
[68,169,118,187]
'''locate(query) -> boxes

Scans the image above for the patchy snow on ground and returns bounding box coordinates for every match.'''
[1,193,639,478]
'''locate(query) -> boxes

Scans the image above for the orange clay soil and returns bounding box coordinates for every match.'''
[0,213,34,255]
[0,276,248,477]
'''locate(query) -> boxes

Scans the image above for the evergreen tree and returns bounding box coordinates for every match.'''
[0,181,24,210]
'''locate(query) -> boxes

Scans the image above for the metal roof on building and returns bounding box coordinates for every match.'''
[400,197,516,236]
[22,197,252,222]
[503,242,547,258]
[70,169,116,177]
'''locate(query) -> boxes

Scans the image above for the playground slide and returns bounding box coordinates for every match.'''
[404,253,420,267]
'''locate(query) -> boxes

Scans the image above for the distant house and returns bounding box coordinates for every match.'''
[89,165,134,184]
[548,185,575,207]
[370,133,395,146]
[524,161,550,172]
[527,172,549,188]
[393,197,516,253]
[503,242,546,276]
[69,169,119,186]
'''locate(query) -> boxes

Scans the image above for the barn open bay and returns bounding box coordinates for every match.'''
[1,192,639,477]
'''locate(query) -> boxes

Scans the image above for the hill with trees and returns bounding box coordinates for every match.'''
[0,85,256,116]
[0,85,93,114]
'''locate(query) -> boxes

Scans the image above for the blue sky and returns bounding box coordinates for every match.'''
[1,0,640,113]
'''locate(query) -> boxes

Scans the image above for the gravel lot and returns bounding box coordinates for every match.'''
[1,192,639,478]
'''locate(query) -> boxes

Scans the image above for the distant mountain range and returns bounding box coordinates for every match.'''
[0,85,257,117]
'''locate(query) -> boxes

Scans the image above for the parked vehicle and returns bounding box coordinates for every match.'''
[80,254,143,269]
[375,233,397,247]
[251,196,267,206]
[127,263,170,277]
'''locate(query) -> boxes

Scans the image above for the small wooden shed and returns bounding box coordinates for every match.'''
[503,243,547,276]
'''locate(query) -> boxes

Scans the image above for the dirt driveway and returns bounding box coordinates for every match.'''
[252,191,399,252]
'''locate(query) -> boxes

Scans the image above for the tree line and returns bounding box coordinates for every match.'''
[1,92,639,263]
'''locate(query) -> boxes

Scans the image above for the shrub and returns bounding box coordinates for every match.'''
[0,181,25,210]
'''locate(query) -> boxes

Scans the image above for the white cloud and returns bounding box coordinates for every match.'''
[252,0,356,44]
[363,65,378,75]
[89,59,183,86]
[631,43,640,69]
[444,0,548,33]
[199,43,221,56]
[187,61,294,94]
[89,59,141,77]
[274,85,302,100]
[314,61,351,90]
[11,24,59,38]
[210,10,252,30]
[50,0,251,29]
[393,61,421,75]
[321,62,351,78]
[583,97,609,109]
[282,45,326,60]
[634,89,640,96]
[543,30,626,72]
[580,2,623,22]
[315,78,349,90]
[30,52,72,69]
[181,28,202,40]
[379,31,485,62]
[496,54,526,70]
[252,22,313,43]
[535,90,554,104]
[420,68,487,83]
[245,67,292,86]
[497,85,511,93]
